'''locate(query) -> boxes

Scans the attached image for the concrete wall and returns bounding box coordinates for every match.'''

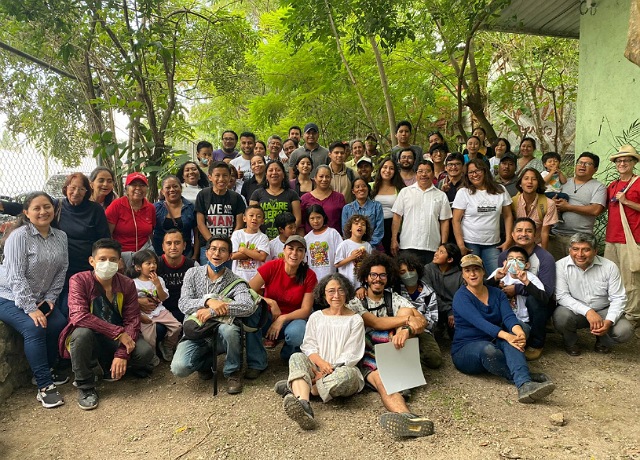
[0,322,30,403]
[576,0,640,162]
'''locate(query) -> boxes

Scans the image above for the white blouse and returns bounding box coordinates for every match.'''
[300,310,365,367]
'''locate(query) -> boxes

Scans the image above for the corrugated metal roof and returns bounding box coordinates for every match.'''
[484,0,581,39]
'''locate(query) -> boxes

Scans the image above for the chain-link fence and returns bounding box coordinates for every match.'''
[0,139,98,201]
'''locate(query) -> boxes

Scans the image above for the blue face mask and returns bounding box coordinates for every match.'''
[506,259,526,275]
[207,260,225,273]
[201,158,209,166]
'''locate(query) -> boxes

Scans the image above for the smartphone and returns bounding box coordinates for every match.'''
[38,303,51,315]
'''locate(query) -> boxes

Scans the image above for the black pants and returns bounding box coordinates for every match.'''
[69,327,154,388]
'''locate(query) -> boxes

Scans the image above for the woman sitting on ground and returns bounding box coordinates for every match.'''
[274,273,365,430]
[451,254,555,404]
[248,235,317,366]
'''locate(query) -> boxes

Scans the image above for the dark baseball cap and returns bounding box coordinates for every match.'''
[304,123,319,133]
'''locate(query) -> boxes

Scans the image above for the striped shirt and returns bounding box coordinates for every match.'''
[0,223,68,313]
[178,265,254,317]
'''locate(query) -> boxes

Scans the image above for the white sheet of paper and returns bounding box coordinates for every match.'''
[374,337,426,394]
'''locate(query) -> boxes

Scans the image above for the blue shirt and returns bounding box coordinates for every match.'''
[451,285,519,355]
[0,223,68,312]
[341,198,384,246]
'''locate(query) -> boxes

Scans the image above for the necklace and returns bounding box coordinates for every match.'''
[573,180,588,194]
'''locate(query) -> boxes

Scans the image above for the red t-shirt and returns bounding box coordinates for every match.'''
[606,178,640,244]
[105,196,156,251]
[257,258,317,315]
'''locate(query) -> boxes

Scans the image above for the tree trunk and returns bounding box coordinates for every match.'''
[369,35,396,146]
[323,0,377,137]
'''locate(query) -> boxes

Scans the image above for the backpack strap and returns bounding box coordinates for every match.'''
[219,277,247,298]
[383,290,394,317]
[537,194,548,223]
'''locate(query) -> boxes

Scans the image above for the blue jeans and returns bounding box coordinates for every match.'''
[55,284,69,320]
[245,312,306,363]
[465,242,500,275]
[0,297,67,388]
[452,339,531,388]
[171,323,242,378]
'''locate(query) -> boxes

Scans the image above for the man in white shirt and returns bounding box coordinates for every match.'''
[553,233,634,356]
[391,160,452,265]
[230,132,255,192]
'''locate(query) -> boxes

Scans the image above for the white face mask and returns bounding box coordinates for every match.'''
[95,261,119,280]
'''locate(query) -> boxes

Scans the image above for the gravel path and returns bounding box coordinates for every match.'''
[1,331,639,460]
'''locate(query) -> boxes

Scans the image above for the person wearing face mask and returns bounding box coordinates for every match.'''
[394,254,442,370]
[494,218,556,361]
[59,238,155,411]
[487,247,547,342]
[172,235,263,393]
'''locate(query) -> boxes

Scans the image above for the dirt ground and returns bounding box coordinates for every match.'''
[1,330,639,460]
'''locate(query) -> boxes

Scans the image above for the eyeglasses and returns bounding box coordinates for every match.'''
[369,273,388,280]
[67,186,87,193]
[208,246,229,254]
[222,137,236,142]
[326,288,346,297]
[128,183,148,188]
[507,257,526,262]
[446,162,462,168]
[615,158,634,164]
[576,161,594,167]
[467,170,483,176]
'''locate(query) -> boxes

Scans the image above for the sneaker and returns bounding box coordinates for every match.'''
[379,412,434,438]
[283,394,316,430]
[36,384,65,409]
[77,388,99,411]
[273,379,291,397]
[226,373,243,394]
[524,347,543,361]
[32,369,69,386]
[517,380,556,404]
[72,375,99,387]
[244,368,263,380]
[158,341,175,362]
[151,355,161,367]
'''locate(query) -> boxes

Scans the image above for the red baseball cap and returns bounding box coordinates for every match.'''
[125,172,148,186]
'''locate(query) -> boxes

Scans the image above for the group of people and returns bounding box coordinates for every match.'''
[0,120,638,439]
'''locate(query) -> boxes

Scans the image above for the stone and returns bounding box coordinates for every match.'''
[550,412,566,426]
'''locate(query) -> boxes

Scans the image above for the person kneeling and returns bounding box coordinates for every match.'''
[59,238,155,411]
[275,273,365,430]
